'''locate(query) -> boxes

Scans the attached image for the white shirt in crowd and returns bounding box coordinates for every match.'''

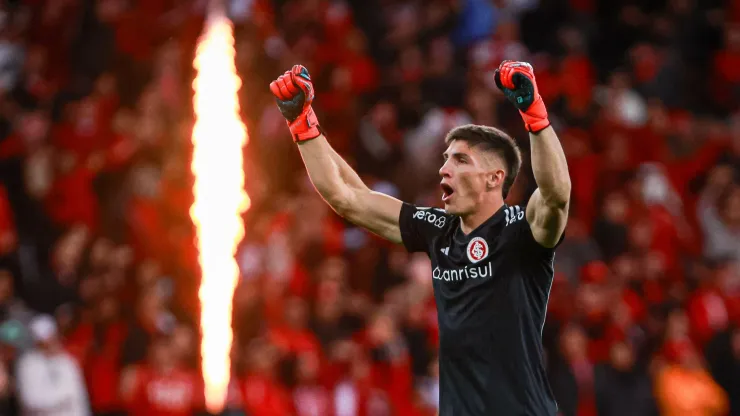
[15,315,90,416]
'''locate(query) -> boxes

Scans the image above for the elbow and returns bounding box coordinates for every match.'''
[312,181,349,216]
[318,181,368,221]
[559,180,572,206]
[324,190,356,219]
[331,199,353,219]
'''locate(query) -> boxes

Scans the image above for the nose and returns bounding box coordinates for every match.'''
[439,159,451,178]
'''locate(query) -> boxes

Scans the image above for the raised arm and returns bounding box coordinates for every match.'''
[297,134,403,243]
[270,66,403,243]
[525,126,571,247]
[494,61,571,247]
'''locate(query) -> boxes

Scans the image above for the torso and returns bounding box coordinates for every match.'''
[400,203,561,416]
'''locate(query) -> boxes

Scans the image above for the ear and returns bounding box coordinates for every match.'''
[486,169,505,190]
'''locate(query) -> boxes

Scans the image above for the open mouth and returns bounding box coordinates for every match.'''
[441,183,454,202]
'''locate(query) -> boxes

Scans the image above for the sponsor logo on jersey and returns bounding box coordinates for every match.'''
[466,237,488,263]
[441,247,449,255]
[432,262,494,282]
[412,209,447,229]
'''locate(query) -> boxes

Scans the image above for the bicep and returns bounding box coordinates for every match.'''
[342,189,404,244]
[526,188,568,248]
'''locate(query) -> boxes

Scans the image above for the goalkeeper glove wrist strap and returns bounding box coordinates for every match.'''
[521,97,550,133]
[289,107,323,142]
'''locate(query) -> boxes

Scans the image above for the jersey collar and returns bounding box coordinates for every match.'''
[454,203,509,241]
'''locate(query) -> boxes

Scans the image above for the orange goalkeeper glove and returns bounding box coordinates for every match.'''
[494,60,550,133]
[269,65,323,142]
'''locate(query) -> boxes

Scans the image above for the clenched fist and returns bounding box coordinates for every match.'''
[269,65,322,142]
[494,60,550,133]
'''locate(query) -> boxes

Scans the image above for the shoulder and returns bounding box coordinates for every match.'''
[403,204,454,230]
[501,204,563,252]
[399,203,456,254]
[499,204,528,239]
[502,205,527,228]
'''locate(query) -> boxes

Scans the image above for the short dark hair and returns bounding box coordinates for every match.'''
[444,124,522,199]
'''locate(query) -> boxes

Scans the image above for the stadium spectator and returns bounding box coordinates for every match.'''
[240,338,294,416]
[289,351,327,416]
[0,318,27,415]
[594,341,655,416]
[698,165,740,262]
[548,323,596,416]
[654,343,728,416]
[708,326,740,415]
[120,333,205,416]
[0,270,33,328]
[16,314,89,416]
[64,295,126,415]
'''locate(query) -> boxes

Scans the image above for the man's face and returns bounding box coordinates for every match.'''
[439,140,502,215]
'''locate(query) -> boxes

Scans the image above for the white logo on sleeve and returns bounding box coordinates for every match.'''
[466,237,488,263]
[441,247,449,255]
[505,205,524,226]
[413,209,447,229]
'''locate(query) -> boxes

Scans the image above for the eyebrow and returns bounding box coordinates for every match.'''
[443,152,469,161]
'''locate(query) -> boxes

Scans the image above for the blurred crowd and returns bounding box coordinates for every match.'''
[0,0,738,415]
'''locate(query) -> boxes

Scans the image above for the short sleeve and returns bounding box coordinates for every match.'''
[398,203,452,253]
[503,205,565,255]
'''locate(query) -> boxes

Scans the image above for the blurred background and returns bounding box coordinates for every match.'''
[0,0,738,415]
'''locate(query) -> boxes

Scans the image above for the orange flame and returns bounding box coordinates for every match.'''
[191,9,249,414]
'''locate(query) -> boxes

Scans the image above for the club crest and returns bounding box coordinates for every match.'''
[467,237,488,263]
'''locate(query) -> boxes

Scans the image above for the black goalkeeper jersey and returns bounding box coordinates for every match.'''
[399,202,561,416]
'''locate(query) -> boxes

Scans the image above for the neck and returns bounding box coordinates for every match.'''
[460,198,504,235]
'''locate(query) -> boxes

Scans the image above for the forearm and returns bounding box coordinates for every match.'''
[326,142,368,192]
[529,126,571,207]
[296,135,367,213]
[296,135,403,242]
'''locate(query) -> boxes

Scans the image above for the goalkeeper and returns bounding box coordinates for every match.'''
[270,61,570,416]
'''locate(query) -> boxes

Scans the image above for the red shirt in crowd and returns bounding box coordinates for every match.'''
[51,116,111,162]
[241,374,295,416]
[127,195,166,259]
[293,384,333,416]
[125,365,205,416]
[713,48,740,107]
[0,186,16,254]
[688,288,729,346]
[646,205,681,274]
[560,53,596,114]
[45,165,99,230]
[66,321,128,412]
[268,327,322,358]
